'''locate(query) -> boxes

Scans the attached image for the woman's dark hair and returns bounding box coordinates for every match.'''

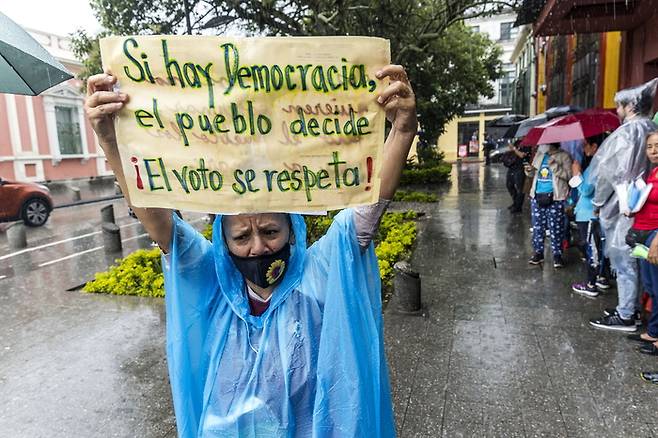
[585,133,609,147]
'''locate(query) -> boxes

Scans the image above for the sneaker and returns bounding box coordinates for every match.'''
[571,282,599,297]
[528,253,544,265]
[553,256,564,269]
[595,277,611,290]
[603,308,642,326]
[640,371,658,384]
[589,310,637,332]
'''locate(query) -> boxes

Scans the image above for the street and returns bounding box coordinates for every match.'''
[0,199,206,438]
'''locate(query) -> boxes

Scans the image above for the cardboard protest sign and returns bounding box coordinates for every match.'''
[99,36,390,213]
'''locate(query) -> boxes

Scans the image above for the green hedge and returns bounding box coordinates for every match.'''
[400,163,451,185]
[393,190,437,203]
[85,211,417,296]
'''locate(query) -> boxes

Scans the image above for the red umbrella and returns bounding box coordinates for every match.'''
[520,109,620,146]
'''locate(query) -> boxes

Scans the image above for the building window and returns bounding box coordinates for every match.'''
[470,25,480,33]
[546,36,567,108]
[572,33,600,109]
[513,69,531,116]
[500,22,516,41]
[24,163,37,178]
[55,105,82,155]
[499,70,514,106]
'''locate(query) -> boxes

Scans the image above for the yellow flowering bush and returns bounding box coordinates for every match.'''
[375,211,417,286]
[83,248,165,297]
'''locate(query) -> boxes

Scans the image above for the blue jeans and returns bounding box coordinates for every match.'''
[607,244,639,320]
[639,232,658,337]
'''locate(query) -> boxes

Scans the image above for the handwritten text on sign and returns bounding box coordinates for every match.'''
[99,36,390,213]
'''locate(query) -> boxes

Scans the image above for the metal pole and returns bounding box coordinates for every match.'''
[100,204,115,224]
[7,221,27,249]
[102,222,122,253]
[393,261,422,314]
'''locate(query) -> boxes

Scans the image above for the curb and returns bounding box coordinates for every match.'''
[54,195,125,209]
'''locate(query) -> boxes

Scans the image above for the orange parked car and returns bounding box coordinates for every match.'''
[0,177,53,226]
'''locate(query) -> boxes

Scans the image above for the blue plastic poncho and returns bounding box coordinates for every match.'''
[162,209,395,437]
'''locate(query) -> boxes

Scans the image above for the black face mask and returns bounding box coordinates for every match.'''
[229,243,291,288]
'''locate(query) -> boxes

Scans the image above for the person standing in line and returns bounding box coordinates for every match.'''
[570,133,611,297]
[526,143,573,268]
[588,78,658,332]
[624,132,658,351]
[503,140,529,213]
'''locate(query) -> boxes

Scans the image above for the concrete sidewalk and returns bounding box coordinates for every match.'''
[385,163,658,437]
[44,176,118,207]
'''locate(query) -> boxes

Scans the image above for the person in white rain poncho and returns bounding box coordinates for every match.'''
[588,78,658,332]
[84,63,417,437]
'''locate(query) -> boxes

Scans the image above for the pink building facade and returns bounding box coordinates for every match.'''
[0,29,112,183]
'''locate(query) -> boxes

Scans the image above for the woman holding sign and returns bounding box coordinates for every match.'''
[85,64,416,437]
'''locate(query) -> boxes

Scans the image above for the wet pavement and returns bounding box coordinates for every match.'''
[45,176,118,207]
[1,163,657,437]
[0,199,206,438]
[386,163,658,437]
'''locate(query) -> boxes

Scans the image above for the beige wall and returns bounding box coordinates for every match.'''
[437,113,502,162]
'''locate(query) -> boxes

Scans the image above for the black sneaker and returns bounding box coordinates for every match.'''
[595,277,611,290]
[640,371,658,384]
[529,253,544,265]
[603,308,642,326]
[553,256,565,269]
[589,310,637,332]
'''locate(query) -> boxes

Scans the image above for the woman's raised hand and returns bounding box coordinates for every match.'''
[84,73,128,147]
[375,65,417,134]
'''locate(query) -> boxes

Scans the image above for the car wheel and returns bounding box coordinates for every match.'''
[22,198,50,226]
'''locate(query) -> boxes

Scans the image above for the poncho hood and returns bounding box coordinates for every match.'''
[614,77,658,117]
[211,213,307,327]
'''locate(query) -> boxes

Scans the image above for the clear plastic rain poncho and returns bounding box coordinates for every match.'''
[162,209,395,437]
[587,78,658,253]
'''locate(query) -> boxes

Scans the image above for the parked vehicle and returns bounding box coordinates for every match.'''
[0,177,53,226]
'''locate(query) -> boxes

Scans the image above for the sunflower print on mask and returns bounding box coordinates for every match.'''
[266,259,286,284]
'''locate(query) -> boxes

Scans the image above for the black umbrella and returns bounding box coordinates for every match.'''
[487,114,527,128]
[503,106,582,139]
[545,105,582,120]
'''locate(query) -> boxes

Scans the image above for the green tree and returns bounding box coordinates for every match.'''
[71,0,518,144]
